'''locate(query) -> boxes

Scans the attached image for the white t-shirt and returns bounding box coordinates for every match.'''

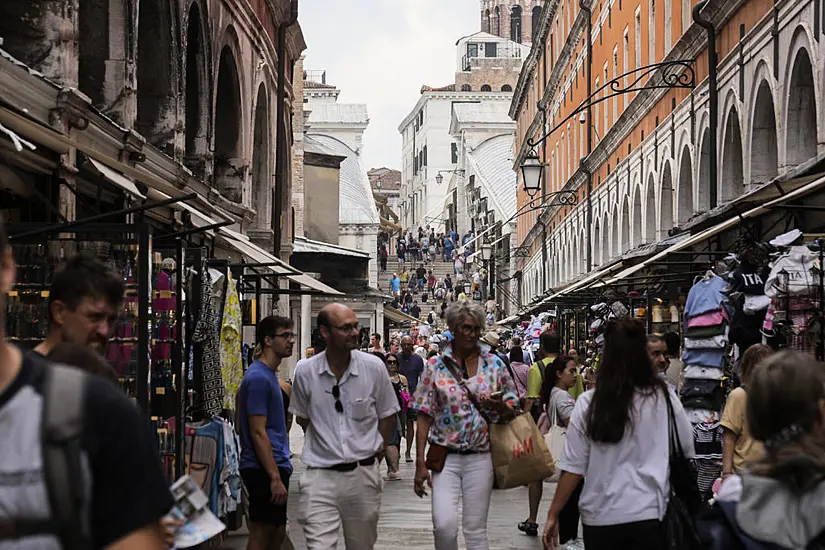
[558,386,695,526]
[289,350,400,468]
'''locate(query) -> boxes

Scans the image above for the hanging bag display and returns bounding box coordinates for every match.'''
[442,356,555,490]
[543,391,567,483]
[663,390,704,550]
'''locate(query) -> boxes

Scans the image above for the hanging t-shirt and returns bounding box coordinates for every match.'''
[220,274,243,410]
[193,263,225,417]
[684,275,728,318]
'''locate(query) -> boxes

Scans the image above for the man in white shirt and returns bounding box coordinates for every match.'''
[289,303,400,549]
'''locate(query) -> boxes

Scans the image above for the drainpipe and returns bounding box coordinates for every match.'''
[582,0,593,273]
[273,0,299,257]
[693,0,718,209]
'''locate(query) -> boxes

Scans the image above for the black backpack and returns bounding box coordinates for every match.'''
[3,359,93,549]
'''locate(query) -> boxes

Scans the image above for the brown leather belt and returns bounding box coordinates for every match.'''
[324,456,377,472]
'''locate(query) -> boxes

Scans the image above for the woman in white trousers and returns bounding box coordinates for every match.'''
[412,302,519,550]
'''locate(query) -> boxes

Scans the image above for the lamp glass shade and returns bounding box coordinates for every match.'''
[520,152,544,193]
[480,243,493,261]
[435,173,443,185]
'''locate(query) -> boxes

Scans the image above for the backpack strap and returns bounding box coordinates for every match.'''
[42,365,92,550]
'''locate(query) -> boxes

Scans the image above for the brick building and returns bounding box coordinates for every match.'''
[481,0,544,45]
[510,0,824,309]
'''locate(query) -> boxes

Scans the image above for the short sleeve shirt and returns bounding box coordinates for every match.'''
[238,361,291,472]
[412,344,518,452]
[289,351,400,468]
[0,353,173,550]
[720,387,764,472]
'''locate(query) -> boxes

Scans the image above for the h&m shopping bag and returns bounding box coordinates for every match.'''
[489,413,555,490]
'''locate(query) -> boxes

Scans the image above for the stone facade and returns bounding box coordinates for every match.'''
[0,0,305,260]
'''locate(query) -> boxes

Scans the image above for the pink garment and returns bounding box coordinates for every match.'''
[509,361,530,397]
[686,310,726,328]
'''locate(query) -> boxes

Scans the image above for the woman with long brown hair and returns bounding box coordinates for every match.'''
[543,319,694,549]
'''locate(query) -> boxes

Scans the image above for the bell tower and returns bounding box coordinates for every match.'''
[479,1,542,44]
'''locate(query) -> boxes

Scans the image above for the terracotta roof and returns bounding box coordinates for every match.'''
[420,84,456,94]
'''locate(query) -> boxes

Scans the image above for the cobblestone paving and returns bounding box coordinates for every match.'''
[222,428,549,549]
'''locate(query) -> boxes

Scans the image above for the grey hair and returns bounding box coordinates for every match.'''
[647,334,665,345]
[445,301,486,332]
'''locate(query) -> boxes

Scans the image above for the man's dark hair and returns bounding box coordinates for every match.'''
[257,315,293,346]
[0,214,6,256]
[540,331,561,354]
[49,254,124,321]
[372,332,381,342]
[663,332,681,356]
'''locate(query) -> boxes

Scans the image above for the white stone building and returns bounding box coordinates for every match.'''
[304,78,381,287]
[398,31,528,234]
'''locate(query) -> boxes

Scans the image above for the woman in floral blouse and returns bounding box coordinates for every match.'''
[413,302,518,550]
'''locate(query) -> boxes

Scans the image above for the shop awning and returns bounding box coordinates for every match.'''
[217,228,342,296]
[598,171,825,287]
[86,157,145,199]
[497,314,520,326]
[384,306,422,325]
[540,261,625,304]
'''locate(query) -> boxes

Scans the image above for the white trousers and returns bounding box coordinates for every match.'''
[296,463,383,550]
[431,452,495,550]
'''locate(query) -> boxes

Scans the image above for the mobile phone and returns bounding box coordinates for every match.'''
[490,391,503,400]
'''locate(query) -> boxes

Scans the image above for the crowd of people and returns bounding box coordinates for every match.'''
[2,202,824,550]
[379,226,478,268]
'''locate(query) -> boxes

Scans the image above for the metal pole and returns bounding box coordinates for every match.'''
[583,0,594,273]
[819,239,824,361]
[136,219,151,414]
[174,240,185,479]
[694,0,718,208]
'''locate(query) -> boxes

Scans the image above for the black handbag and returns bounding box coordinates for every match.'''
[663,390,704,550]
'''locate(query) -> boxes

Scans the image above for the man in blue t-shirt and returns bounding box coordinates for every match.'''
[238,316,295,549]
[399,334,425,462]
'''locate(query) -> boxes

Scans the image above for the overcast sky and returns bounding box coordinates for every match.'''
[299,0,480,171]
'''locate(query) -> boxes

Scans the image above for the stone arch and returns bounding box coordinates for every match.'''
[78,0,115,108]
[612,206,620,258]
[481,84,492,92]
[697,126,711,210]
[502,84,513,92]
[631,185,642,248]
[493,6,501,36]
[601,212,610,264]
[532,6,542,40]
[593,218,602,267]
[461,84,472,91]
[644,174,656,242]
[785,44,818,166]
[184,3,210,173]
[251,84,271,229]
[511,5,523,43]
[677,144,693,224]
[484,9,491,33]
[721,105,744,201]
[621,194,630,254]
[660,161,674,238]
[749,78,778,184]
[214,43,243,202]
[137,0,177,154]
[578,228,586,275]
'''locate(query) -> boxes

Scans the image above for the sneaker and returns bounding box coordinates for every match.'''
[563,539,585,549]
[405,454,413,463]
[385,471,402,481]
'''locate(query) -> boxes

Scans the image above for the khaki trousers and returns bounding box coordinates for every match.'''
[296,463,383,549]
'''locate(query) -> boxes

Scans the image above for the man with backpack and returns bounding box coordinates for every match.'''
[0,221,173,548]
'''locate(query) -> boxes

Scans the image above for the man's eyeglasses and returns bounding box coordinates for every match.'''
[273,332,296,340]
[332,323,360,333]
[387,359,399,365]
[328,383,344,413]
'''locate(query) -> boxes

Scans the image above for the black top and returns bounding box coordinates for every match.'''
[0,352,174,549]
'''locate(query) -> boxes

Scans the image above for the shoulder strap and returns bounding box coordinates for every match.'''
[42,365,92,550]
[441,356,493,423]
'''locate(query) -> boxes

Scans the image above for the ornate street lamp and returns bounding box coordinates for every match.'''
[435,169,465,185]
[520,149,544,197]
[480,241,493,262]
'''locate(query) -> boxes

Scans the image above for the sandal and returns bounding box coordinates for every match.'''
[517,521,539,537]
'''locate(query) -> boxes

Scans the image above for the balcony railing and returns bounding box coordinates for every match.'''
[462,44,523,71]
[304,70,327,84]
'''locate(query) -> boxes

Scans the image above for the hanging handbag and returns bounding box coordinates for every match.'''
[544,391,567,483]
[663,390,704,550]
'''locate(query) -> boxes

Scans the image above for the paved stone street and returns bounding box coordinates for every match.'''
[222,427,549,549]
